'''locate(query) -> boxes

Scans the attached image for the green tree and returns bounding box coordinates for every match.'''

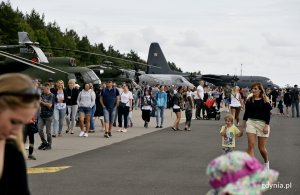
[0,2,23,44]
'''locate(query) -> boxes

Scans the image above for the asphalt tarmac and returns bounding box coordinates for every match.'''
[28,111,300,195]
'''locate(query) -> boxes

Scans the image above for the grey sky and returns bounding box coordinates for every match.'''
[6,0,300,86]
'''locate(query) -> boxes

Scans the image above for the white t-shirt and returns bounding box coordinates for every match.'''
[230,93,241,107]
[120,91,133,107]
[194,85,204,100]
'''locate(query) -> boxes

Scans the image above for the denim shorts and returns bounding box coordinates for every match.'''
[103,107,117,123]
[78,107,91,115]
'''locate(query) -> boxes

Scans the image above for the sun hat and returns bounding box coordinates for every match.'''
[206,151,278,195]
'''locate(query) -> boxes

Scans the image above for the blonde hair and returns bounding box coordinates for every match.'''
[224,114,234,123]
[0,73,40,152]
[68,79,76,85]
[55,80,64,90]
[231,86,240,95]
[0,73,39,110]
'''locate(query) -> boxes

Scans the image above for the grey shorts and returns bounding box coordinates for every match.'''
[103,107,117,124]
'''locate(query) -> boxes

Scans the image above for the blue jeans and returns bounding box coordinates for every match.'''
[156,106,165,126]
[291,101,299,117]
[134,96,139,110]
[53,107,66,135]
[66,105,78,131]
[90,105,96,130]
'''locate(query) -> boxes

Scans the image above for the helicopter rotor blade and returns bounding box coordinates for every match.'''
[0,51,55,74]
[0,51,69,74]
[0,45,21,49]
[40,46,161,69]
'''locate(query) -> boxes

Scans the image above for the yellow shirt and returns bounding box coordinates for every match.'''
[220,125,240,147]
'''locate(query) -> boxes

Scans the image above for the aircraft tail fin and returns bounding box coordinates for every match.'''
[146,43,172,74]
[18,32,33,45]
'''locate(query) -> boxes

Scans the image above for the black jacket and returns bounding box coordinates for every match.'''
[0,139,30,195]
[65,88,80,105]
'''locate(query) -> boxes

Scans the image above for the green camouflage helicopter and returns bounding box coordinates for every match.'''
[0,32,101,86]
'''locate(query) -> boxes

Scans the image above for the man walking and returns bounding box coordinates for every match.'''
[195,80,204,119]
[290,84,299,118]
[100,80,120,138]
[38,83,55,150]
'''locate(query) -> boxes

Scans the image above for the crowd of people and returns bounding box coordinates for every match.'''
[23,77,300,160]
[1,72,298,194]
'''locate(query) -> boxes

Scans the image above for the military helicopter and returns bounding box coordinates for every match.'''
[0,32,101,86]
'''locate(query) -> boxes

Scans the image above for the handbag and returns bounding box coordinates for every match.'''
[28,123,38,134]
[119,102,127,109]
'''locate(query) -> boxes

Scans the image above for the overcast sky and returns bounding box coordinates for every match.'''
[6,0,300,86]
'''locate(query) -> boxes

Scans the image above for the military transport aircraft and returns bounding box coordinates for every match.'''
[201,74,279,89]
[0,32,101,86]
[146,42,279,89]
[146,42,202,85]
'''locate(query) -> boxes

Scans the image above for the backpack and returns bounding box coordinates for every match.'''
[102,87,117,96]
[169,94,175,108]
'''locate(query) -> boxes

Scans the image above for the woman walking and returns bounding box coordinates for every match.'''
[77,83,95,137]
[230,86,242,126]
[172,86,183,131]
[141,90,153,128]
[52,80,67,137]
[117,85,133,132]
[240,82,272,168]
[0,73,41,194]
[65,79,79,134]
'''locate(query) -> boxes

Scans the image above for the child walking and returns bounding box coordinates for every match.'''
[220,114,242,153]
[184,96,194,131]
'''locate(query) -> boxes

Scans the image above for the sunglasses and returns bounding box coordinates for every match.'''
[0,88,41,103]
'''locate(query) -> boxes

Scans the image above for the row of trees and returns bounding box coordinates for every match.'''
[0,2,183,72]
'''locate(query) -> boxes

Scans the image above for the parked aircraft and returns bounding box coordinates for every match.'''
[146,42,202,85]
[201,74,279,89]
[0,32,101,85]
[146,42,279,89]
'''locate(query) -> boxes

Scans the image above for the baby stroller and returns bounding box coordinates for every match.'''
[204,98,221,120]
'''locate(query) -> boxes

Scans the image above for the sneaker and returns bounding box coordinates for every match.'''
[28,155,36,160]
[121,129,127,132]
[79,131,85,137]
[38,143,47,150]
[66,129,70,133]
[145,122,148,128]
[104,132,110,138]
[52,134,56,138]
[187,128,192,131]
[108,132,112,137]
[88,130,95,133]
[159,126,163,128]
[117,128,123,132]
[83,133,88,137]
[155,126,159,128]
[43,144,52,150]
[184,128,187,131]
[171,127,177,131]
